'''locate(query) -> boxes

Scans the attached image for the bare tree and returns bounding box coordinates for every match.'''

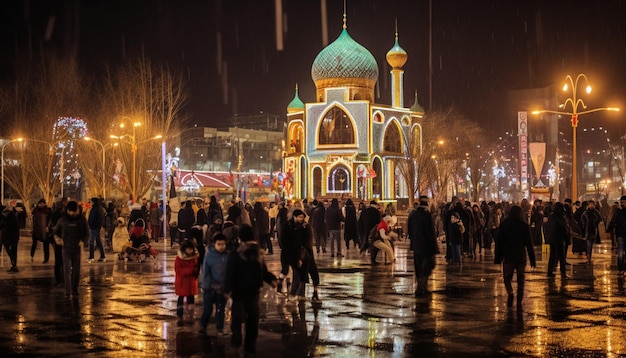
[1,55,89,207]
[411,108,487,203]
[395,124,422,202]
[99,57,188,202]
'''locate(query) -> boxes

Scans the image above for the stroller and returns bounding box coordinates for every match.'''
[121,219,158,263]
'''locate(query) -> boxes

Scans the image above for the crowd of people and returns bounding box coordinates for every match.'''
[2,192,626,354]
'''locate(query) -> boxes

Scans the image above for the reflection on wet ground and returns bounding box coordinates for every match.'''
[0,239,624,356]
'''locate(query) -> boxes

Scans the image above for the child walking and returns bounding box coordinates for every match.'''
[175,239,199,323]
[199,233,229,336]
[225,224,277,356]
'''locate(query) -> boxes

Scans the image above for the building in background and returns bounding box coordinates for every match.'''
[283,17,424,201]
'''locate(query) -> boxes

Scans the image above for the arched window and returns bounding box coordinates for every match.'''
[313,167,323,198]
[328,165,350,193]
[289,123,303,153]
[372,158,382,198]
[300,157,307,198]
[319,106,355,145]
[383,122,402,153]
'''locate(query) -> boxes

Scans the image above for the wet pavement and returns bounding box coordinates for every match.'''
[0,236,625,357]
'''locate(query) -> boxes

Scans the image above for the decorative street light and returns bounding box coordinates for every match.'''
[1,138,24,205]
[83,137,118,199]
[110,118,162,204]
[532,73,620,199]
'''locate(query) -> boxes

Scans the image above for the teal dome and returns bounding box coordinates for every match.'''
[311,28,379,83]
[287,85,305,111]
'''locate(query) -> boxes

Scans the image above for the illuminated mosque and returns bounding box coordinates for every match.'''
[283,14,425,201]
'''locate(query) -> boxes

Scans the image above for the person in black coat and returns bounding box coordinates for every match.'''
[0,206,20,272]
[494,205,536,310]
[325,198,344,257]
[309,200,327,254]
[224,224,277,356]
[607,195,626,274]
[281,209,320,300]
[544,202,571,278]
[31,199,52,263]
[177,200,195,240]
[343,199,358,250]
[407,198,439,297]
[359,201,382,254]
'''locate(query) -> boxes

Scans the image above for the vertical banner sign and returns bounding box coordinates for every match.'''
[518,112,529,198]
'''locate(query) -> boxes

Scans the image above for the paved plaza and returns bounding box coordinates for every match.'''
[0,235,624,357]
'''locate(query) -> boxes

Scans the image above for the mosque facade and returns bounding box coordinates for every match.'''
[283,18,425,202]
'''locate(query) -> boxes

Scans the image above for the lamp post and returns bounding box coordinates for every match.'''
[111,119,162,204]
[532,73,620,200]
[1,138,24,205]
[84,137,118,199]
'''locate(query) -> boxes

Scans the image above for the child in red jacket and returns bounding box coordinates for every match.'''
[175,239,199,322]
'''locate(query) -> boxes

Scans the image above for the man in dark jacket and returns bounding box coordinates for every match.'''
[325,198,344,257]
[177,200,195,240]
[359,201,382,255]
[281,209,320,301]
[606,195,626,274]
[224,224,277,356]
[54,201,89,298]
[581,200,603,264]
[494,205,536,310]
[544,202,570,278]
[309,200,327,254]
[0,206,20,272]
[87,198,106,263]
[31,199,52,263]
[407,198,439,297]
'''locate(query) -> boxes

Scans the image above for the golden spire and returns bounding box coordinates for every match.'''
[343,0,347,29]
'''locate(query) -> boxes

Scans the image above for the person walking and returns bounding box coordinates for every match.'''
[544,202,570,278]
[87,198,106,263]
[0,205,20,272]
[407,198,439,297]
[325,199,344,257]
[494,205,536,311]
[343,199,358,250]
[606,195,626,275]
[309,200,327,254]
[281,209,321,301]
[199,234,229,336]
[252,202,272,254]
[224,224,277,356]
[31,199,52,263]
[149,202,163,243]
[48,200,67,285]
[448,212,464,265]
[53,201,89,298]
[581,199,603,264]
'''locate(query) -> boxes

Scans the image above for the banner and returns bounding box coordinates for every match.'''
[518,112,528,198]
[529,142,546,187]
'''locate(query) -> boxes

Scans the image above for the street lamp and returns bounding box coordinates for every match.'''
[532,73,620,199]
[83,137,118,199]
[110,119,162,203]
[1,138,24,205]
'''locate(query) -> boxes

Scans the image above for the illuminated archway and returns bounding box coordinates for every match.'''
[372,157,382,199]
[383,120,403,154]
[312,167,323,198]
[318,106,355,145]
[328,164,350,193]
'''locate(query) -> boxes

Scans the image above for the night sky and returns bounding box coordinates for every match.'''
[2,0,626,134]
